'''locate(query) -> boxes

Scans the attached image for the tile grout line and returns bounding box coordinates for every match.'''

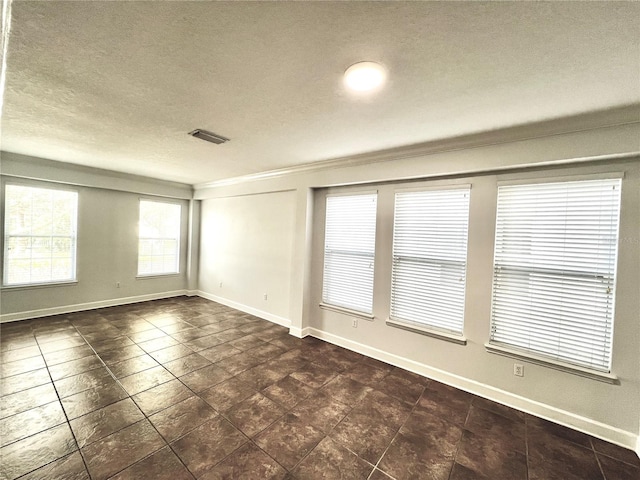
[163,316,323,476]
[590,436,608,480]
[286,361,377,476]
[525,414,530,480]
[31,323,94,480]
[120,322,277,480]
[81,314,200,479]
[5,298,637,479]
[144,370,226,480]
[366,380,429,480]
[73,323,178,480]
[102,334,195,480]
[445,396,474,480]
[86,308,202,478]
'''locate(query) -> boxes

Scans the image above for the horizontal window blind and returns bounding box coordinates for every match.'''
[322,193,377,314]
[490,179,622,372]
[4,185,78,286]
[391,188,470,334]
[138,200,181,276]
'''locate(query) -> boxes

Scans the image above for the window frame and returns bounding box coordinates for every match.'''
[320,190,378,318]
[387,184,471,344]
[486,174,623,382]
[2,182,79,288]
[137,198,183,278]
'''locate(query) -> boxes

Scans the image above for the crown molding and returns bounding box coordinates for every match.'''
[1,151,194,199]
[194,105,640,191]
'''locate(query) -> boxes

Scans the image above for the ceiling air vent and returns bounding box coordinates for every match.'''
[188,129,229,145]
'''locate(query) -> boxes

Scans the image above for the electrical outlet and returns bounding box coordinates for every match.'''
[219,282,223,288]
[263,293,268,301]
[116,282,120,288]
[513,363,524,377]
[352,318,358,328]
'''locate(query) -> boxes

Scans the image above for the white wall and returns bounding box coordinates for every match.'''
[198,190,296,325]
[195,117,640,449]
[0,155,194,320]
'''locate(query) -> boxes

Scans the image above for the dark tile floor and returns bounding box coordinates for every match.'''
[1,296,639,480]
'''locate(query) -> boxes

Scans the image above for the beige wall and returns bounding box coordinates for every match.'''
[0,157,193,319]
[1,118,638,450]
[195,120,640,449]
[198,190,296,325]
[310,161,639,445]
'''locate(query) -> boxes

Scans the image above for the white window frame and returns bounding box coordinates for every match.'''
[487,175,623,382]
[137,199,182,277]
[320,191,378,317]
[3,183,79,287]
[387,185,471,344]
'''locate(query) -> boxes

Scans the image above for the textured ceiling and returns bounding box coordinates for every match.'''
[2,1,639,185]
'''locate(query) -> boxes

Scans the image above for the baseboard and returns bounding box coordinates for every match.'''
[0,290,190,323]
[2,292,636,451]
[195,290,291,329]
[289,326,312,338]
[308,327,639,451]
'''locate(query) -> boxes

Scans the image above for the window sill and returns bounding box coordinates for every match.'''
[485,343,619,384]
[136,273,180,280]
[1,280,78,291]
[319,303,374,321]
[386,318,467,345]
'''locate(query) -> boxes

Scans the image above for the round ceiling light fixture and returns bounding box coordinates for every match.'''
[343,61,387,93]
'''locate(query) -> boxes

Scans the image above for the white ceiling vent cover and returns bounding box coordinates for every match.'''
[188,129,230,145]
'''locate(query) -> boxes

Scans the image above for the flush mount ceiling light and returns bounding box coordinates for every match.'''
[343,61,387,93]
[188,129,229,145]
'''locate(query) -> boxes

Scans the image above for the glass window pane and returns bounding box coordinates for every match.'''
[3,185,78,285]
[138,200,181,275]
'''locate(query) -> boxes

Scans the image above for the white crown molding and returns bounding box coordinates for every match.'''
[194,106,640,191]
[1,152,194,199]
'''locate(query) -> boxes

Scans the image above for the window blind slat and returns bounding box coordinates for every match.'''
[390,188,470,334]
[490,178,621,372]
[322,194,377,314]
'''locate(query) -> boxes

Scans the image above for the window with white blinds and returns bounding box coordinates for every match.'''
[138,200,181,276]
[490,178,622,372]
[322,193,377,314]
[3,184,78,286]
[390,187,470,335]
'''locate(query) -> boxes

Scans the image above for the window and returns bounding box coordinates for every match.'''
[322,193,377,315]
[3,184,78,286]
[138,200,181,276]
[490,178,622,372]
[390,187,470,336]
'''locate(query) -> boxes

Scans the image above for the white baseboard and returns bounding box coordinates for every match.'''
[2,292,637,452]
[308,327,639,451]
[289,327,303,338]
[289,326,312,338]
[0,290,189,323]
[195,290,291,329]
